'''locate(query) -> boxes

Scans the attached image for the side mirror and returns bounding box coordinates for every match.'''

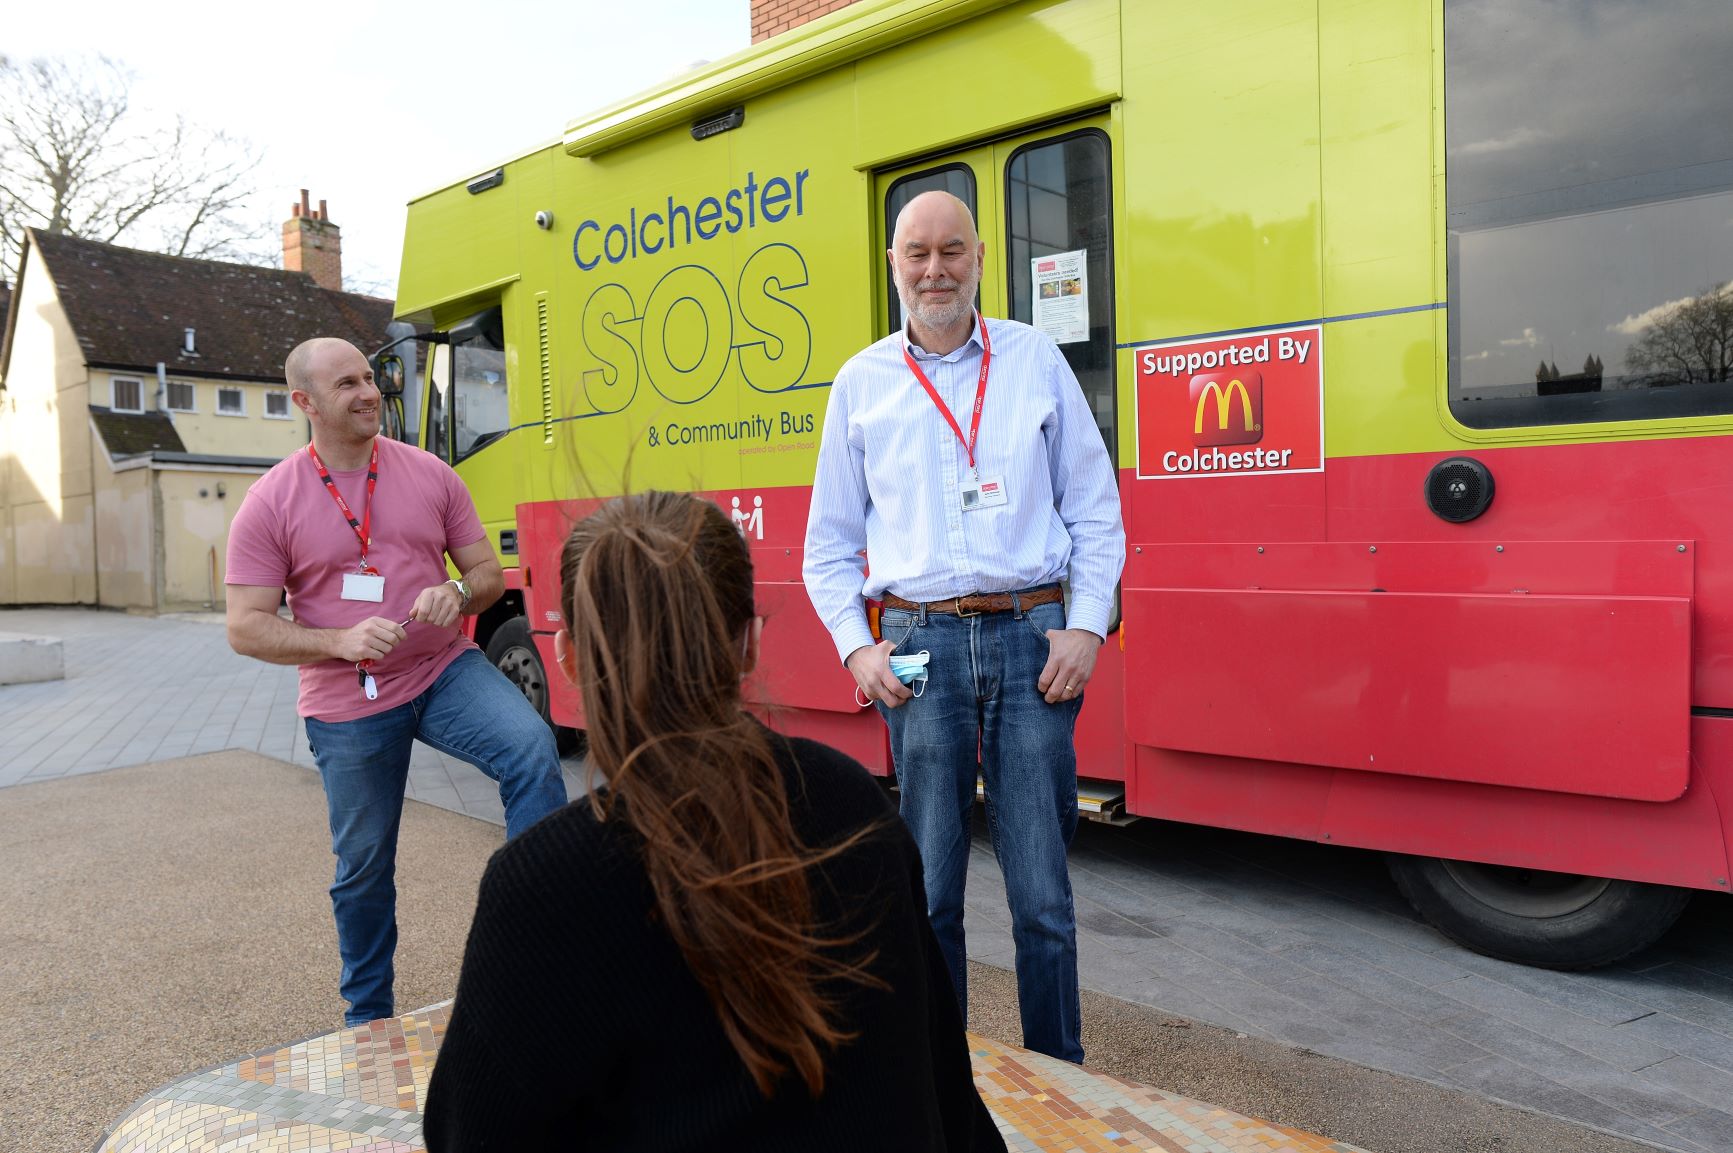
[447,305,505,350]
[374,353,406,397]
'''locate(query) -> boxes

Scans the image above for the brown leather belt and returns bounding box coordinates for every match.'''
[880,584,1062,617]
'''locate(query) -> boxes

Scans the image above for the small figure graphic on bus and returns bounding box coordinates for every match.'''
[731,495,764,540]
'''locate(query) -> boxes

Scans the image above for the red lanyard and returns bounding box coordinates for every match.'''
[903,313,991,476]
[308,441,377,568]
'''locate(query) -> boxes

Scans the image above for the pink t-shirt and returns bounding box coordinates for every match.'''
[227,436,485,722]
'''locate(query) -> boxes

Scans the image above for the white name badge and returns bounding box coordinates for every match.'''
[960,476,1008,512]
[341,572,386,602]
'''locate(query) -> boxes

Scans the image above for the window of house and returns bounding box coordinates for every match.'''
[111,378,143,413]
[1446,0,1733,429]
[166,381,196,412]
[264,390,291,419]
[216,387,245,416]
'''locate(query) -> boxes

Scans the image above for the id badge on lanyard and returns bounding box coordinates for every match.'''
[341,569,385,602]
[959,476,1008,510]
[309,443,389,699]
[904,315,1007,512]
[310,443,386,602]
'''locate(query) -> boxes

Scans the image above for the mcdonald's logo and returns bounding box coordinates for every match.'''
[1189,371,1262,447]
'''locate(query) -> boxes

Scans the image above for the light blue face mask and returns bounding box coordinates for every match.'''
[854,650,933,707]
[888,650,930,695]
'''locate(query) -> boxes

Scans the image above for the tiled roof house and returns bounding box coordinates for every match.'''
[0,196,395,609]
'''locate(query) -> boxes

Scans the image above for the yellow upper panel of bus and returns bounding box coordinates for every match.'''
[398,0,1733,488]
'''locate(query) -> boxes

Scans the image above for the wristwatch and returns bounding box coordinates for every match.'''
[448,577,472,607]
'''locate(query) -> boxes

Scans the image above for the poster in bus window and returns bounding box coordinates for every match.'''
[1031,249,1089,345]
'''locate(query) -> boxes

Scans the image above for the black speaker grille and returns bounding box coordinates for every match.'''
[1426,457,1495,523]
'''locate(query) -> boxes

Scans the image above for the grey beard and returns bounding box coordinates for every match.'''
[898,278,977,332]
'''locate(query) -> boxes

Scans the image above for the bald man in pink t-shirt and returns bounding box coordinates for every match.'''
[226,337,567,1026]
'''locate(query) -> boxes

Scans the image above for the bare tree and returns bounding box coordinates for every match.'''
[0,54,270,284]
[1625,283,1733,386]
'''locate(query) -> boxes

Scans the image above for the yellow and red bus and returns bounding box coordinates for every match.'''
[379,0,1733,966]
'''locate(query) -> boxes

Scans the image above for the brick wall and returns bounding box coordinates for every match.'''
[280,191,343,293]
[752,0,861,42]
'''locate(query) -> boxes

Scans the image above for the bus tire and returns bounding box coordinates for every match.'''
[484,616,585,758]
[1386,854,1692,969]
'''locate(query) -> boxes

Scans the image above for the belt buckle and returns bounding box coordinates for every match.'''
[954,595,981,618]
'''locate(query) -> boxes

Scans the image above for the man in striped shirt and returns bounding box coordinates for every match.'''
[804,191,1124,1063]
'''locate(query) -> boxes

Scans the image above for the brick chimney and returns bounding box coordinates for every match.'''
[282,189,343,291]
[752,0,859,42]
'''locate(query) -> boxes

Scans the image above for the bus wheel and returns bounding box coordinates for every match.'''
[485,617,585,758]
[1386,854,1691,969]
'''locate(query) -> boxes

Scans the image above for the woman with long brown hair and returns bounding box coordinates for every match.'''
[423,491,1004,1151]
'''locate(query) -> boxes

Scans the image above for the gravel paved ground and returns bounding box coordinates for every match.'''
[1,752,1662,1153]
[0,752,498,1153]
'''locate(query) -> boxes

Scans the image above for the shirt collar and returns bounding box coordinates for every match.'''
[902,311,986,362]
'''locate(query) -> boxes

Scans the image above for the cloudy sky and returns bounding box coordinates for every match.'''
[7,0,749,294]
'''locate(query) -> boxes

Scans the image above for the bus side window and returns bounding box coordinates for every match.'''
[1446,0,1733,429]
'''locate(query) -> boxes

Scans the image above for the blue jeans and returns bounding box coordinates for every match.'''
[877,595,1084,1063]
[303,649,568,1025]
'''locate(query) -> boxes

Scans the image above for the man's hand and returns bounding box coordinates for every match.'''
[1037,628,1102,704]
[409,582,465,629]
[330,617,407,663]
[846,639,914,709]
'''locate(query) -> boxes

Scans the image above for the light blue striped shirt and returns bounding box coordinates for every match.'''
[803,315,1125,663]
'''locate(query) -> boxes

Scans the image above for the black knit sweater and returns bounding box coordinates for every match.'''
[422,732,1006,1152]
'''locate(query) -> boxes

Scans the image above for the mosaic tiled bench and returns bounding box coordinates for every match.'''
[95,1002,1368,1153]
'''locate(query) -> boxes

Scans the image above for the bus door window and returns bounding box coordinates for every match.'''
[1005,130,1115,455]
[452,311,510,462]
[395,338,428,447]
[425,343,452,461]
[884,164,978,337]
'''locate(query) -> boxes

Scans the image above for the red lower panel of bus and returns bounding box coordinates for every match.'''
[1123,717,1733,892]
[1123,585,1690,802]
[514,428,1733,888]
[1116,434,1733,888]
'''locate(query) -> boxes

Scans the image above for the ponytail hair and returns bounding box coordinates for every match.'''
[558,491,878,1097]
